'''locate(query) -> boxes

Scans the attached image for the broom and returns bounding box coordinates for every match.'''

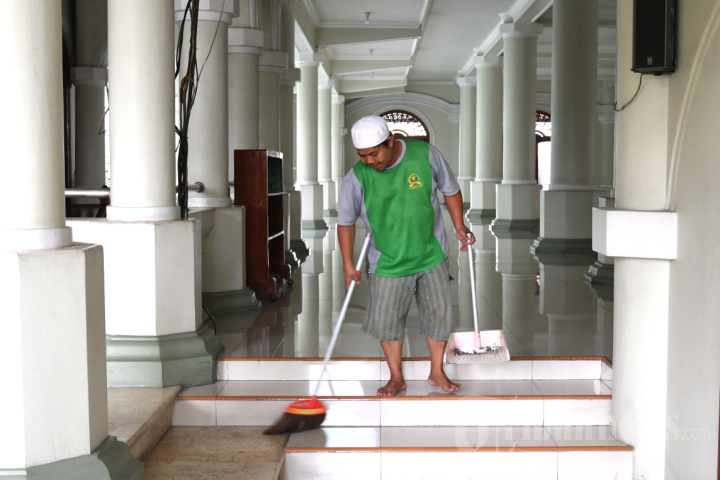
[264,229,372,435]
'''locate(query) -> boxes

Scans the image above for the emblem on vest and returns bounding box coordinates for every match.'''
[408,173,422,190]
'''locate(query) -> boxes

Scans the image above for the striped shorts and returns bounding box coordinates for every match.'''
[362,259,454,342]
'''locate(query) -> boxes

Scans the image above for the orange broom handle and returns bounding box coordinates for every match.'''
[313,229,373,397]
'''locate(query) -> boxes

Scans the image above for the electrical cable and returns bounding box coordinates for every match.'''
[614,73,645,112]
[175,0,200,220]
[202,305,217,334]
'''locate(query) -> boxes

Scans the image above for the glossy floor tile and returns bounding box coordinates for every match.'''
[178,378,611,399]
[212,218,613,364]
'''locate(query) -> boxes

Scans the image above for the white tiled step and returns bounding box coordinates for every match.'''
[172,379,612,427]
[218,357,613,382]
[282,426,633,480]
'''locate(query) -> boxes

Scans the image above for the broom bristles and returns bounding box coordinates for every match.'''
[263,411,326,435]
[263,396,327,435]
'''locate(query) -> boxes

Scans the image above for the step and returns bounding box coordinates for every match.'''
[172,378,612,428]
[173,357,627,478]
[282,426,633,480]
[217,356,613,382]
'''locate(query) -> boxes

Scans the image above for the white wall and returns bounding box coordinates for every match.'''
[663,0,720,476]
[613,0,720,477]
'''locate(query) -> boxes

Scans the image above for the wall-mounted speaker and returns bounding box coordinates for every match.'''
[632,0,677,74]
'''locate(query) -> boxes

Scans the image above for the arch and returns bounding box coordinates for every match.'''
[348,92,452,144]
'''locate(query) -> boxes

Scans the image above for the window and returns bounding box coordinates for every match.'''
[381,110,429,143]
[536,111,551,185]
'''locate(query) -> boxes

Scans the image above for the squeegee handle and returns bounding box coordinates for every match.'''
[467,232,479,334]
[313,229,373,396]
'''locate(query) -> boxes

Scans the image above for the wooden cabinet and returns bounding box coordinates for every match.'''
[233,149,291,295]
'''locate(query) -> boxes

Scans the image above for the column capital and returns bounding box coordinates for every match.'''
[227,27,264,55]
[500,22,543,38]
[174,0,238,24]
[281,67,301,85]
[318,78,335,89]
[296,52,323,67]
[71,66,107,87]
[333,94,345,104]
[473,54,503,68]
[456,76,477,87]
[260,50,288,73]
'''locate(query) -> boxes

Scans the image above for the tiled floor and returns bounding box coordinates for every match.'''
[213,219,613,363]
[137,217,615,478]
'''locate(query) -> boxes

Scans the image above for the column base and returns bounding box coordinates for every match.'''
[495,183,541,226]
[466,208,496,222]
[68,219,202,336]
[106,323,224,387]
[300,184,328,230]
[1,244,108,468]
[190,206,248,294]
[469,180,499,222]
[586,280,614,302]
[530,237,594,256]
[0,436,143,480]
[491,218,540,235]
[322,181,337,217]
[290,239,310,261]
[202,288,260,315]
[583,260,615,286]
[302,220,329,231]
[539,189,594,239]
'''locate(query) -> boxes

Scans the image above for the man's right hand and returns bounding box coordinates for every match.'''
[345,267,362,290]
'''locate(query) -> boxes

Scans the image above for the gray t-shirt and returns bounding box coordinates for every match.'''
[337,140,460,273]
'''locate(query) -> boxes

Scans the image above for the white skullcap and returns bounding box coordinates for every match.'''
[351,115,391,149]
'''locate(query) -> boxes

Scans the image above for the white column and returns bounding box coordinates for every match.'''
[549,0,597,187]
[457,76,476,209]
[177,2,236,209]
[296,52,327,231]
[68,0,222,389]
[259,51,287,151]
[596,104,615,191]
[535,0,598,254]
[0,1,71,250]
[319,79,336,217]
[281,67,307,260]
[495,22,543,230]
[0,2,138,477]
[468,55,503,222]
[331,93,346,209]
[108,0,178,221]
[228,27,263,179]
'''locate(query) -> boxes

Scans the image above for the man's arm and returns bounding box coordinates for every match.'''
[444,192,475,251]
[337,224,362,290]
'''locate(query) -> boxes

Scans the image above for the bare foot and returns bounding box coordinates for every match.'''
[427,372,461,393]
[377,378,407,397]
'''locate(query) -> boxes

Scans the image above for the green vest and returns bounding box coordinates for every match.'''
[353,140,446,277]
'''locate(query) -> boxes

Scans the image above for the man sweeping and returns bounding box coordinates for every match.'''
[337,115,474,397]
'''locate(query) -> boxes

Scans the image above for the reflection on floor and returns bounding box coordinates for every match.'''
[215,219,613,363]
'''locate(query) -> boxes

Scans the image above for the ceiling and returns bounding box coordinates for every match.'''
[296,0,617,99]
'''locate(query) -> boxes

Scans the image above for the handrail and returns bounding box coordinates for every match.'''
[64,182,205,198]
